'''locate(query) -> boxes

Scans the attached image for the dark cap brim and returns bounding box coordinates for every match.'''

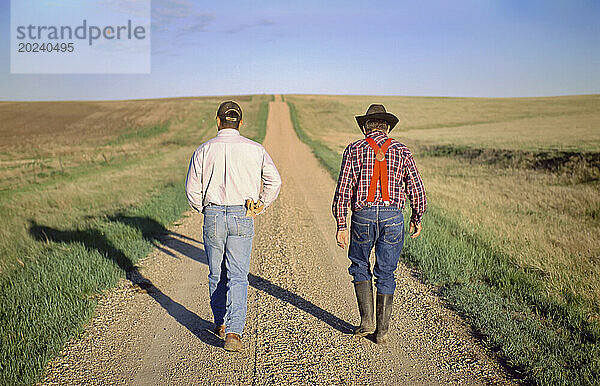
[355,112,399,131]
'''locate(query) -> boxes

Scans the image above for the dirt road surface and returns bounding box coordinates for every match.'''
[41,97,514,385]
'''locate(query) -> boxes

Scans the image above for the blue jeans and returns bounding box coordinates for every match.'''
[348,207,405,295]
[203,205,254,335]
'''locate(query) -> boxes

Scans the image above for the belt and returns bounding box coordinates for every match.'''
[204,203,245,209]
[366,201,391,207]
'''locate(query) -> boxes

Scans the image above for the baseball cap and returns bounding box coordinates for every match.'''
[216,100,242,123]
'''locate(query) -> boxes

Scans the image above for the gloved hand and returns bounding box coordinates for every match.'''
[245,199,265,218]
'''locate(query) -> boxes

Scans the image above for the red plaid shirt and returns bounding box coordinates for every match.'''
[332,131,427,230]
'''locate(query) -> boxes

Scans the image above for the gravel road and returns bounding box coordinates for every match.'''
[41,97,515,385]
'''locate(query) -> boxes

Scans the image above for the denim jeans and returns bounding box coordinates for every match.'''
[202,205,254,335]
[348,206,404,294]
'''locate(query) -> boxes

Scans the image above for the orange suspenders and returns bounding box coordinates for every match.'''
[365,138,393,204]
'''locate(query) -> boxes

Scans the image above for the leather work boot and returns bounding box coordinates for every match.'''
[224,333,243,352]
[374,293,394,345]
[353,280,375,337]
[213,325,226,340]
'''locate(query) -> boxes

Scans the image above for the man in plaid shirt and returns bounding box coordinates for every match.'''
[332,104,426,344]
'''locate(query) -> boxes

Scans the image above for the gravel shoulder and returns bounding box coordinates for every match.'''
[41,97,515,385]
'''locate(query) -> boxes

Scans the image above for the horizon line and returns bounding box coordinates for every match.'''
[1,92,599,103]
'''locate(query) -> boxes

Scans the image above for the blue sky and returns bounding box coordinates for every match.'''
[0,0,599,100]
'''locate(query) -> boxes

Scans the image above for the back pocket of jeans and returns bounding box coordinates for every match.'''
[351,220,370,244]
[382,222,404,244]
[234,216,254,238]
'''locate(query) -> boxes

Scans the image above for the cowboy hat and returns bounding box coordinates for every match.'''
[355,104,399,131]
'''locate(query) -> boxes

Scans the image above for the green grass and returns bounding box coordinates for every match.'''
[110,122,171,144]
[403,208,600,385]
[247,101,270,143]
[0,183,188,386]
[287,99,600,385]
[0,94,272,385]
[288,102,342,181]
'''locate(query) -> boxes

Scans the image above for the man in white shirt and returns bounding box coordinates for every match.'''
[185,101,281,352]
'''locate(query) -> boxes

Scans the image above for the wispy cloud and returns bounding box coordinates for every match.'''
[150,0,216,55]
[176,14,216,37]
[222,18,275,34]
[152,0,215,35]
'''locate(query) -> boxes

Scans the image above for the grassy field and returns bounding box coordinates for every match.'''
[0,94,272,385]
[286,94,600,385]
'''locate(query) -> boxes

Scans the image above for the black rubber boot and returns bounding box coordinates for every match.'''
[374,293,393,344]
[353,281,375,336]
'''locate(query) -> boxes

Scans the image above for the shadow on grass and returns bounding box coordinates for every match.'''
[28,219,222,348]
[28,214,353,345]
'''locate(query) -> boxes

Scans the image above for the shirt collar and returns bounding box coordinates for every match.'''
[217,128,240,137]
[365,130,388,140]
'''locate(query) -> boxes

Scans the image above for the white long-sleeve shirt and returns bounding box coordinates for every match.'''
[185,129,282,212]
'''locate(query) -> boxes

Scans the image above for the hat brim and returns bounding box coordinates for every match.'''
[355,112,399,131]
